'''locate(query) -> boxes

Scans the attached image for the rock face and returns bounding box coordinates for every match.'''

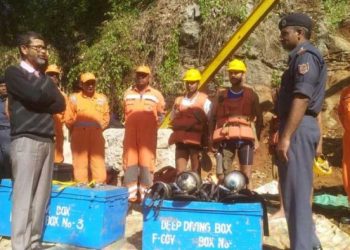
[339,17,350,39]
[62,0,350,178]
[156,129,176,168]
[180,4,201,49]
[103,128,124,171]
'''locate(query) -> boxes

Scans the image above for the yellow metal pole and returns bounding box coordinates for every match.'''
[160,0,279,128]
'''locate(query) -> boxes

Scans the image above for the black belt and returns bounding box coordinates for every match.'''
[0,125,10,130]
[305,110,317,117]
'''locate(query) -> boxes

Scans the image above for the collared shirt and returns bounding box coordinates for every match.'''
[277,41,327,121]
[20,61,35,74]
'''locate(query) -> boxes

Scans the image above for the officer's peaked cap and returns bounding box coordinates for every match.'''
[279,13,312,31]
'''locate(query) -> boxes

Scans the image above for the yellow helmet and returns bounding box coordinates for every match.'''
[80,72,96,84]
[45,64,61,74]
[136,65,151,75]
[183,69,201,82]
[313,154,332,176]
[228,59,247,72]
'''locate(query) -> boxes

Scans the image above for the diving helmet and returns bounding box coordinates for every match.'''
[223,171,247,192]
[175,171,201,194]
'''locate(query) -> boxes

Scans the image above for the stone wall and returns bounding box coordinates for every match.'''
[63,128,175,175]
[103,128,175,175]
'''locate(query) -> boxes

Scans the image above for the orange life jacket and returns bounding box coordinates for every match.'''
[213,87,255,142]
[168,92,208,145]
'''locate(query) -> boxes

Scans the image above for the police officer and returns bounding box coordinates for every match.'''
[276,13,326,250]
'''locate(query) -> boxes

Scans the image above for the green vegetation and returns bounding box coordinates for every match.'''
[66,12,139,112]
[197,0,248,85]
[157,29,182,95]
[271,70,282,88]
[0,0,255,111]
[322,0,350,28]
[198,0,248,22]
[0,1,156,115]
[0,0,186,115]
[1,0,346,115]
[0,47,18,74]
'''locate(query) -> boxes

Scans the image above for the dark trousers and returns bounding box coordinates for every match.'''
[0,128,11,179]
[278,116,320,250]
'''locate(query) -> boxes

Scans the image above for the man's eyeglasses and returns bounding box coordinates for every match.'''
[27,45,47,51]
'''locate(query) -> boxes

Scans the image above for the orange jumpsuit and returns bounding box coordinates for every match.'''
[54,90,67,163]
[123,85,165,200]
[338,86,350,201]
[65,92,110,183]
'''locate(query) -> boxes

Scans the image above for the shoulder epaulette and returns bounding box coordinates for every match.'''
[297,47,307,55]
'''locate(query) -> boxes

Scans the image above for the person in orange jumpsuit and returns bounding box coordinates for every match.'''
[338,86,350,224]
[65,72,110,185]
[168,68,211,174]
[123,65,165,202]
[45,64,67,163]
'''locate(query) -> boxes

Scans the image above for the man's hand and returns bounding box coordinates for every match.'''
[316,142,323,157]
[276,136,290,163]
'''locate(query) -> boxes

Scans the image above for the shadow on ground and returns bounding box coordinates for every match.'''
[323,137,343,168]
[127,231,142,248]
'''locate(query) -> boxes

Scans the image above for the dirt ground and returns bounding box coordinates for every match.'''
[0,109,348,250]
[0,129,348,250]
[251,121,350,236]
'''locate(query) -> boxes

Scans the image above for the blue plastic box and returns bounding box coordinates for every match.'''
[143,199,263,250]
[0,179,128,249]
